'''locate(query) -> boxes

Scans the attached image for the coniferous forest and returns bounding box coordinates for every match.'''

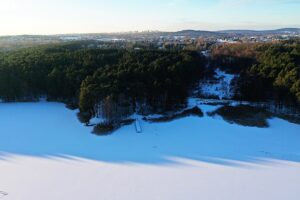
[211,40,300,105]
[0,44,206,125]
[0,40,299,128]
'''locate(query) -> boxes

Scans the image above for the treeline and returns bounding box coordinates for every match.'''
[0,44,206,124]
[211,40,300,105]
[239,41,300,104]
[79,50,205,123]
[0,46,123,103]
[211,43,264,73]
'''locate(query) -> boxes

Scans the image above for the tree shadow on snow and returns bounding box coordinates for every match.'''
[0,102,300,167]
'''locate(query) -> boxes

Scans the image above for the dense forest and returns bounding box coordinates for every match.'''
[211,40,300,106]
[0,44,206,126]
[0,40,299,131]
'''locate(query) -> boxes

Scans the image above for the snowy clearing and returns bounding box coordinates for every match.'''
[200,69,236,100]
[0,102,300,200]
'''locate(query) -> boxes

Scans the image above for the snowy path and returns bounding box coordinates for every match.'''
[0,102,300,200]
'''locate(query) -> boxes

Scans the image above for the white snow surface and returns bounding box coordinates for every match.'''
[1,102,300,200]
[200,69,236,100]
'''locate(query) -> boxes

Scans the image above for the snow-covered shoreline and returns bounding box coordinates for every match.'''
[0,101,300,200]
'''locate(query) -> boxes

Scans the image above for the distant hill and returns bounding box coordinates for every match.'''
[159,28,300,38]
[218,28,300,36]
[171,30,225,37]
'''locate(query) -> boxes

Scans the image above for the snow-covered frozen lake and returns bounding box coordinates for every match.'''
[1,102,300,200]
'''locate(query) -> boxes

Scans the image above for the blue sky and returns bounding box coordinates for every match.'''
[0,0,299,35]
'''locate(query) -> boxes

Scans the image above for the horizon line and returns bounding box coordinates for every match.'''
[1,27,300,37]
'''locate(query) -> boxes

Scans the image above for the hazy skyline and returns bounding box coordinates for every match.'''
[0,0,300,36]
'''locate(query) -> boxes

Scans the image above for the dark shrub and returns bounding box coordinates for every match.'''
[92,122,117,135]
[208,105,271,128]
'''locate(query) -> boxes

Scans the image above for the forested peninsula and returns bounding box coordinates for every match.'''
[0,40,299,133]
